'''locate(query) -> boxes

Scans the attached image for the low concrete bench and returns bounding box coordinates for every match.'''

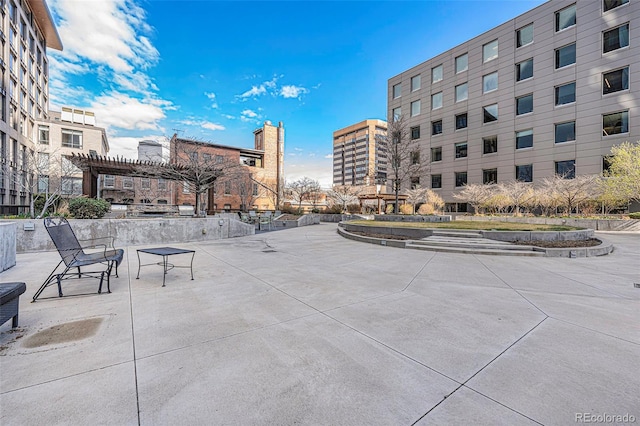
[0,282,26,328]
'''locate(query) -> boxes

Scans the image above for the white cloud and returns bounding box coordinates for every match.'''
[51,0,159,74]
[240,109,262,123]
[106,135,168,160]
[280,85,309,99]
[324,154,333,159]
[222,114,236,120]
[90,92,170,131]
[49,0,172,135]
[205,92,218,109]
[180,119,226,132]
[236,76,279,100]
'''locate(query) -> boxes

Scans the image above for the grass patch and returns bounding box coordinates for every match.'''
[347,220,582,231]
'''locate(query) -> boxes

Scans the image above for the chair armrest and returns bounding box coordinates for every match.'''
[79,236,116,249]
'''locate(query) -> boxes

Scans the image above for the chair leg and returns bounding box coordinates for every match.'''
[57,274,64,297]
[98,271,105,294]
[12,313,19,328]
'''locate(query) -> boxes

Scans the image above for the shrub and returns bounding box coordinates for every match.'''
[629,212,640,219]
[399,204,413,214]
[346,203,361,214]
[323,204,342,214]
[68,197,110,219]
[418,203,435,215]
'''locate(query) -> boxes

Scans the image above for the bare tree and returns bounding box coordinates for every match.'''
[453,184,493,214]
[385,115,425,213]
[404,185,430,214]
[539,174,600,216]
[498,181,536,216]
[326,185,362,213]
[286,176,321,212]
[233,168,258,211]
[168,139,240,216]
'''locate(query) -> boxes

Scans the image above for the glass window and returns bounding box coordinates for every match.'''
[455,142,468,159]
[431,174,442,189]
[455,172,468,187]
[432,65,443,83]
[455,83,468,102]
[483,169,497,185]
[555,43,576,68]
[556,4,576,32]
[103,175,115,188]
[123,177,134,189]
[483,136,498,154]
[158,178,167,190]
[483,72,498,93]
[61,129,82,149]
[483,39,498,62]
[516,164,533,182]
[431,92,443,110]
[483,104,498,123]
[392,83,401,99]
[603,67,629,94]
[555,121,576,143]
[411,100,421,117]
[455,113,468,130]
[602,111,629,136]
[555,82,576,105]
[410,126,420,140]
[431,120,443,135]
[516,129,533,149]
[516,94,533,115]
[604,0,628,12]
[411,151,420,165]
[392,107,401,121]
[455,54,468,73]
[411,74,421,92]
[516,59,533,81]
[555,160,575,179]
[431,147,442,162]
[517,24,534,47]
[603,24,629,53]
[38,125,49,144]
[141,178,151,189]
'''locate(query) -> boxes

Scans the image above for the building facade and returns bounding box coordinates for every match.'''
[388,0,638,211]
[332,119,387,188]
[171,120,284,213]
[35,108,109,197]
[0,0,62,214]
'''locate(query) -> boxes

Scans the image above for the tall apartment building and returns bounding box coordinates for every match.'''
[0,0,62,214]
[388,0,638,211]
[332,119,388,188]
[35,108,109,196]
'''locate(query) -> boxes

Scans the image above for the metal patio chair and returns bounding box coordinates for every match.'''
[32,217,124,302]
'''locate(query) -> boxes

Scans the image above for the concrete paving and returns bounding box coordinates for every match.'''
[0,223,638,425]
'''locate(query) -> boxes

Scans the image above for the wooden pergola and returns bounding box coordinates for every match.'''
[67,153,222,199]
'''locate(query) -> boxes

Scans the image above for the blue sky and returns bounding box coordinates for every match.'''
[48,0,545,187]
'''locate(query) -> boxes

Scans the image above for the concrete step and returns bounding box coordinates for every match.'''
[431,230,483,238]
[413,238,529,251]
[405,242,545,256]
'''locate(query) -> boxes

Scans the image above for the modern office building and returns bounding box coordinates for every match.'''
[35,108,109,197]
[332,119,388,188]
[0,0,62,214]
[388,0,638,211]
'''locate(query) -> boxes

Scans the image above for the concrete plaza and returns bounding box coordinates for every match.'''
[1,223,639,425]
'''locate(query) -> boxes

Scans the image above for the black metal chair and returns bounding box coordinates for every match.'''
[32,217,124,302]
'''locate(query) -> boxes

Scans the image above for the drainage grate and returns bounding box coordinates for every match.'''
[634,283,640,289]
[262,249,277,253]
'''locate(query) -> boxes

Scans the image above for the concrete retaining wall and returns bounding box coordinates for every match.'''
[0,222,17,272]
[273,214,320,228]
[2,217,255,253]
[339,222,433,239]
[457,216,640,231]
[373,214,452,222]
[481,229,595,242]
